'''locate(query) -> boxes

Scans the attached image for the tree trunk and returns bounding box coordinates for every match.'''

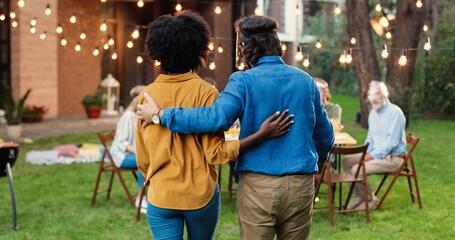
[386,0,427,122]
[346,0,381,128]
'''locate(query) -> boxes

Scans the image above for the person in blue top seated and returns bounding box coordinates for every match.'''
[136,15,334,240]
[109,85,147,212]
[343,80,407,211]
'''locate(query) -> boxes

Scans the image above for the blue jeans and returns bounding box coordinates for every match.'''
[147,185,220,240]
[119,152,143,189]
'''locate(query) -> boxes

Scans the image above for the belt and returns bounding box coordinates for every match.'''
[391,154,404,158]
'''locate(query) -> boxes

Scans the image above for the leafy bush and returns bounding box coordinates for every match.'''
[81,90,106,109]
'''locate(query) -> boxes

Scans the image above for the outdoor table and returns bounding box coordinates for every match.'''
[0,142,19,230]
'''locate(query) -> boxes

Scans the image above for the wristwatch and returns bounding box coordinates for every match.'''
[151,108,161,125]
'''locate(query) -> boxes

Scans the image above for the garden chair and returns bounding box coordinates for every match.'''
[91,131,138,208]
[314,143,370,226]
[374,133,422,210]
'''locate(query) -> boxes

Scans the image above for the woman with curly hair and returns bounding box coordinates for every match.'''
[135,11,292,239]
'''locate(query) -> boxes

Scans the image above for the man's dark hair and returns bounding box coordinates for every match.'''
[235,15,283,66]
[145,11,210,74]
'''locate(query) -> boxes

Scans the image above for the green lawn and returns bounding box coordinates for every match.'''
[1,94,454,239]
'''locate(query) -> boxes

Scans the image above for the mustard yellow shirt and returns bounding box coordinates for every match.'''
[136,72,240,210]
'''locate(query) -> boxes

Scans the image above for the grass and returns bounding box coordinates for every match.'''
[1,94,455,239]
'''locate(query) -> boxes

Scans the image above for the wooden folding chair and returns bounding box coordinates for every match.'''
[91,131,138,208]
[314,143,370,226]
[374,133,422,210]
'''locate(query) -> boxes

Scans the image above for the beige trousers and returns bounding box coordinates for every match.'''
[342,153,403,198]
[237,172,314,240]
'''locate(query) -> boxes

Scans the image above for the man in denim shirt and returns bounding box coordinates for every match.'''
[343,81,406,211]
[137,15,334,239]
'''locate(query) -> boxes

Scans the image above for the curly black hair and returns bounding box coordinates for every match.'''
[145,11,211,74]
[236,15,283,67]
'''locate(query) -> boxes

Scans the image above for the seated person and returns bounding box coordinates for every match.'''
[110,86,146,211]
[315,78,343,132]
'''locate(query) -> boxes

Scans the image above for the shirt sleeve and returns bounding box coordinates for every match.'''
[369,109,406,159]
[161,73,246,134]
[312,81,335,161]
[135,114,149,177]
[112,113,134,152]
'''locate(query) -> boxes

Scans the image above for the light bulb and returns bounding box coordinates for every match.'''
[423,37,431,51]
[70,13,77,24]
[217,45,223,53]
[155,61,161,66]
[209,62,216,70]
[339,51,346,64]
[103,43,109,50]
[60,37,67,46]
[11,19,18,28]
[127,40,134,48]
[31,18,37,26]
[80,32,87,40]
[137,0,144,8]
[108,37,115,46]
[30,26,36,34]
[175,3,182,12]
[208,42,214,51]
[10,11,16,19]
[254,5,260,15]
[350,37,357,45]
[18,0,25,8]
[136,55,143,63]
[345,53,352,64]
[75,42,82,52]
[101,0,107,2]
[40,31,47,40]
[56,25,63,34]
[295,51,303,61]
[385,31,392,39]
[93,47,99,56]
[112,52,118,60]
[281,43,287,52]
[416,0,423,8]
[45,4,51,16]
[302,55,310,67]
[132,28,139,39]
[316,40,322,49]
[398,50,407,66]
[237,62,245,70]
[100,19,107,31]
[375,3,382,12]
[381,45,389,59]
[380,16,389,28]
[0,14,5,21]
[334,5,341,15]
[423,24,428,32]
[295,5,300,15]
[215,5,221,14]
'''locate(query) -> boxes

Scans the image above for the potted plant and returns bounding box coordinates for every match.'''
[82,90,106,119]
[21,105,48,123]
[0,80,31,139]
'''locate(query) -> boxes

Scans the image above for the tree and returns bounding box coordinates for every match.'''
[346,0,429,127]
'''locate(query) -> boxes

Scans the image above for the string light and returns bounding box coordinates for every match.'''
[237,62,245,70]
[75,42,82,52]
[381,44,389,59]
[217,45,223,53]
[339,50,347,64]
[379,16,389,28]
[385,31,392,39]
[208,42,214,51]
[11,19,18,28]
[0,14,5,21]
[45,4,51,16]
[10,11,16,19]
[398,49,407,66]
[423,37,431,51]
[30,17,37,26]
[334,4,341,15]
[100,0,107,3]
[416,0,423,8]
[209,62,216,70]
[127,40,134,48]
[70,13,77,24]
[18,0,25,8]
[111,51,118,60]
[422,24,428,32]
[60,37,67,46]
[80,31,87,40]
[375,3,382,12]
[40,31,47,40]
[295,5,300,15]
[56,25,63,34]
[132,27,140,39]
[345,48,353,64]
[281,43,287,52]
[154,61,161,67]
[136,55,143,63]
[100,18,107,32]
[214,5,222,14]
[350,37,357,45]
[254,5,260,15]
[302,55,310,68]
[315,39,322,49]
[93,47,99,56]
[137,0,144,8]
[295,46,303,61]
[30,25,36,34]
[175,2,182,12]
[103,43,109,50]
[108,36,115,46]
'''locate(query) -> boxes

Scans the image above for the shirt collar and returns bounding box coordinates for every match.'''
[155,72,200,83]
[252,56,284,68]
